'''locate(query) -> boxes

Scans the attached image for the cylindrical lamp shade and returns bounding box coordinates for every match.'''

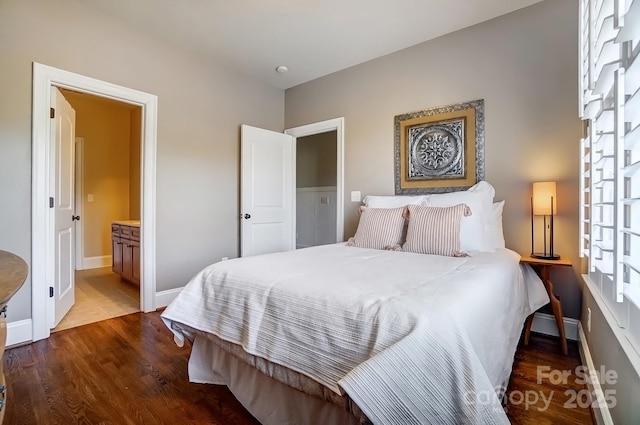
[532,182,557,215]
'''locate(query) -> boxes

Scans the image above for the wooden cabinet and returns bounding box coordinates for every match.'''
[111,225,124,276]
[0,250,29,424]
[111,222,140,285]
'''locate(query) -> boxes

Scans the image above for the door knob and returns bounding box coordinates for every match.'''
[244,213,251,219]
[72,215,80,221]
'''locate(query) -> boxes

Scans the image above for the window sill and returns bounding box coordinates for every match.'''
[582,274,640,379]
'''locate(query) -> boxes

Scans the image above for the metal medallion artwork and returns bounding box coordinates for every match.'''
[394,99,484,194]
[407,118,465,180]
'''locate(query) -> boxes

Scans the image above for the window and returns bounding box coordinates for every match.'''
[580,0,640,352]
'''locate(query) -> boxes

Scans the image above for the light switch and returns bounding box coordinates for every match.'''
[350,191,361,202]
[87,194,94,202]
[320,196,329,205]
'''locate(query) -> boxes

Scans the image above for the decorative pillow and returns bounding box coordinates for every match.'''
[422,181,495,252]
[347,207,406,250]
[363,195,428,208]
[489,201,506,249]
[402,204,471,257]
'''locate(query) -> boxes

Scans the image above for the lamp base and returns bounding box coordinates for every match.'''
[531,252,561,260]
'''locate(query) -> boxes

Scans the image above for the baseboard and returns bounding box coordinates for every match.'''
[578,323,615,425]
[6,318,33,347]
[155,288,183,309]
[80,255,112,270]
[530,312,579,341]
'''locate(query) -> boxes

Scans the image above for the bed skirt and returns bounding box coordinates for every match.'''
[172,322,372,425]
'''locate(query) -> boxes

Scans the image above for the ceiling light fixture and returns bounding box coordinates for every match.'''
[275,65,289,73]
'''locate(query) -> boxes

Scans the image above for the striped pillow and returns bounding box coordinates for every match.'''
[402,204,471,257]
[347,207,406,250]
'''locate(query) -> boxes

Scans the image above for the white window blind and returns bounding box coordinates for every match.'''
[580,0,640,350]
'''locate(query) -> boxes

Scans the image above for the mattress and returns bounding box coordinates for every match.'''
[162,243,548,424]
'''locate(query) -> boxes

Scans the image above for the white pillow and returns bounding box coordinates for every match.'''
[489,201,506,249]
[363,195,428,208]
[422,181,495,252]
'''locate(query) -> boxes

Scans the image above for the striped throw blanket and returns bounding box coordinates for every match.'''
[162,244,538,424]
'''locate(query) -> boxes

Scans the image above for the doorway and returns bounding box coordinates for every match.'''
[295,131,338,248]
[31,62,158,342]
[53,89,142,332]
[286,118,345,246]
[240,118,344,257]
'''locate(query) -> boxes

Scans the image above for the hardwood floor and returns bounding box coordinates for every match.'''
[506,334,594,424]
[5,313,259,425]
[3,312,594,425]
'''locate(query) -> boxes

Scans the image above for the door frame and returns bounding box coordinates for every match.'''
[32,62,158,341]
[285,117,345,243]
[74,137,84,270]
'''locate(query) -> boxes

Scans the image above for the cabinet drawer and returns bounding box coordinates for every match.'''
[120,225,131,238]
[131,227,140,242]
[111,224,121,235]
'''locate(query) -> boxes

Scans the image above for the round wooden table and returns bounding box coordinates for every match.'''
[0,249,28,423]
[0,250,28,310]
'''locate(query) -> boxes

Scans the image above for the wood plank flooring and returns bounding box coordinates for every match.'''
[506,334,594,424]
[3,312,594,425]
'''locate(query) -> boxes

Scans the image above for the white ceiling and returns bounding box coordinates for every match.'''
[77,0,542,90]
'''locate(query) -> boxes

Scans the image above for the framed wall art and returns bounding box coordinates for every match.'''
[394,99,485,194]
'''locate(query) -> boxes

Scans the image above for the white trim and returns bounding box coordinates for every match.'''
[155,288,184,309]
[530,312,579,341]
[6,319,33,347]
[74,137,84,270]
[296,186,337,192]
[582,274,640,377]
[32,62,158,342]
[578,323,615,425]
[285,118,345,242]
[80,255,112,270]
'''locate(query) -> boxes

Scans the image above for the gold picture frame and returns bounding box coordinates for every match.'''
[394,99,485,194]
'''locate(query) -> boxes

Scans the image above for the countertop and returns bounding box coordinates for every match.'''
[0,250,28,309]
[113,220,141,227]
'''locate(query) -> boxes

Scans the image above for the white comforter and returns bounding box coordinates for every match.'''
[162,244,547,425]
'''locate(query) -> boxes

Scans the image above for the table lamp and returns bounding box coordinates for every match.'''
[531,181,560,260]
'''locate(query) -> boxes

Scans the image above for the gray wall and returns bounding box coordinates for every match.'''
[581,286,640,424]
[285,0,583,318]
[0,0,283,321]
[296,131,338,188]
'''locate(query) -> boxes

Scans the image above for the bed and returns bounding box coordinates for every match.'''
[161,182,549,425]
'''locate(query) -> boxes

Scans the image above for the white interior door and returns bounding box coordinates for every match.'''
[240,125,295,257]
[51,87,76,328]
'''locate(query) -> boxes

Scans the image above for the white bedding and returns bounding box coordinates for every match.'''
[162,244,548,425]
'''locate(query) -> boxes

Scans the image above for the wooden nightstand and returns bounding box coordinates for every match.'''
[520,254,572,355]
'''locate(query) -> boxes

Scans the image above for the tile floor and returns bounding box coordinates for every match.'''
[54,267,140,332]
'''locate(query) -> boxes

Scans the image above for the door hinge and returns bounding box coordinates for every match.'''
[49,197,54,208]
[49,287,54,298]
[50,107,55,119]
